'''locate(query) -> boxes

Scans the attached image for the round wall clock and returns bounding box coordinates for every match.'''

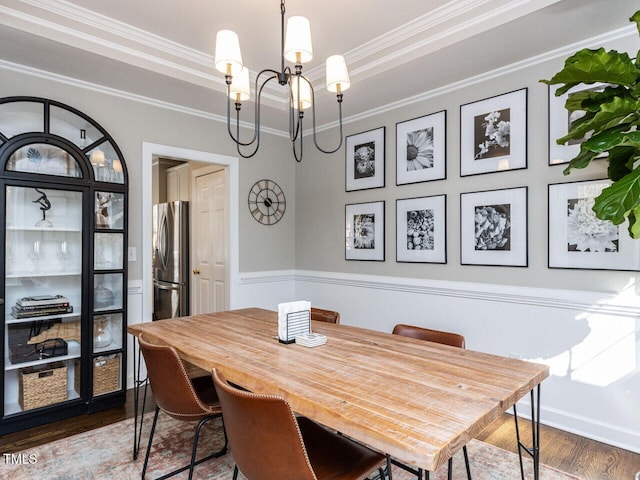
[248,179,286,225]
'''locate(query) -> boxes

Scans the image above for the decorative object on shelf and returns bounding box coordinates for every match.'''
[396,111,447,185]
[460,88,527,177]
[460,187,528,267]
[345,201,385,261]
[548,179,640,270]
[396,195,447,264]
[13,295,72,318]
[28,240,43,273]
[94,282,114,309]
[27,319,80,344]
[345,127,385,192]
[32,188,53,227]
[19,361,68,410]
[10,338,68,364]
[214,0,350,161]
[95,192,111,228]
[58,240,70,270]
[93,315,113,348]
[541,10,640,239]
[248,179,286,225]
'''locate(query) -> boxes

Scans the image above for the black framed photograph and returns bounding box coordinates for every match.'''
[396,110,446,185]
[345,127,385,191]
[548,83,607,165]
[548,179,640,270]
[460,88,527,176]
[345,201,385,261]
[396,195,446,263]
[460,186,528,266]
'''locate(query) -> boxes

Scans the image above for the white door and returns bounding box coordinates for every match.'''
[192,167,228,313]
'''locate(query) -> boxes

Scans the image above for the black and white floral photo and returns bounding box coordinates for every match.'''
[396,110,446,185]
[460,89,527,176]
[346,201,385,261]
[461,187,527,266]
[549,180,639,270]
[474,204,511,251]
[346,127,385,191]
[396,195,446,263]
[474,109,510,160]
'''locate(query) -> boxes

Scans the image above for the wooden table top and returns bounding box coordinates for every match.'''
[128,308,549,472]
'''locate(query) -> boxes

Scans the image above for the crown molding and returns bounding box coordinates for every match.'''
[0,21,634,139]
[3,0,563,109]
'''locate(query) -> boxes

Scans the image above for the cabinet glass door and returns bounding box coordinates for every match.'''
[4,186,83,415]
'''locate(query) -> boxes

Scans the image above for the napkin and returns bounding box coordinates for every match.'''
[278,300,311,343]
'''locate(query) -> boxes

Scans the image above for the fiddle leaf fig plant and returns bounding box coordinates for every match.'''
[541,10,640,239]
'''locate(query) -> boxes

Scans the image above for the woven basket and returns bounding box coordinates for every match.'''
[93,355,120,395]
[19,362,68,410]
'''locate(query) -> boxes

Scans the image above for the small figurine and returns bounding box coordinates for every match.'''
[33,188,53,227]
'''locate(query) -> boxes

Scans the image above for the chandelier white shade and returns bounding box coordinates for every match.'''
[214,30,243,75]
[326,55,350,93]
[284,16,313,64]
[214,0,349,161]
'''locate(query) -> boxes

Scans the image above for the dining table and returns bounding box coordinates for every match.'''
[128,307,549,478]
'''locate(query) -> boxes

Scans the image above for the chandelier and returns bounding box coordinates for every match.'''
[214,0,350,162]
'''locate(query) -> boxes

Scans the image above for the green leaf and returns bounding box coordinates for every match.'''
[631,10,640,37]
[562,96,640,145]
[562,149,598,174]
[541,48,639,95]
[565,86,629,113]
[628,206,640,239]
[592,167,640,226]
[607,146,636,181]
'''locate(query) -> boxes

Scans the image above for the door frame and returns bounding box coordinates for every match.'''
[141,143,239,324]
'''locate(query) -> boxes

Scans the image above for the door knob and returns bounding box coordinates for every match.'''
[192,269,200,275]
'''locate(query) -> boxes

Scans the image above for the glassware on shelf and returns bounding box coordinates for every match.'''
[58,240,70,270]
[29,240,42,273]
[94,282,114,309]
[93,315,113,348]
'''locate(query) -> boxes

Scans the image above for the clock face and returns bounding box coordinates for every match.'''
[248,179,286,225]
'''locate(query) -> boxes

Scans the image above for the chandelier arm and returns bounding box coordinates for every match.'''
[226,70,279,148]
[232,71,282,158]
[292,116,303,163]
[309,83,345,154]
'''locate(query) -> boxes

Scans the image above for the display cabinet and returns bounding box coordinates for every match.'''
[0,97,128,434]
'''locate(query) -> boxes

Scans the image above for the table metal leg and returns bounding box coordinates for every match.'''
[132,336,150,460]
[513,385,541,480]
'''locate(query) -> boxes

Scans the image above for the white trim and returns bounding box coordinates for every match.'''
[0,25,635,137]
[141,143,240,325]
[292,270,640,317]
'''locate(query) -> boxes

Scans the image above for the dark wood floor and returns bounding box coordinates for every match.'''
[1,389,638,479]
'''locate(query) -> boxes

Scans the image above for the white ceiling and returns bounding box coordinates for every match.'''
[0,0,634,133]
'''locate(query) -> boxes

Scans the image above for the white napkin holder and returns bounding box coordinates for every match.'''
[278,301,311,344]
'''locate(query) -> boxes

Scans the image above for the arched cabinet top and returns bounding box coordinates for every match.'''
[0,97,128,187]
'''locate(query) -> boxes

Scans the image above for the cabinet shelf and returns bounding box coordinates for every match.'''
[6,312,81,325]
[4,389,82,416]
[6,226,82,233]
[6,270,82,279]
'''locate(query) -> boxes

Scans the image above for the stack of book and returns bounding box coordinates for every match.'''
[11,295,73,319]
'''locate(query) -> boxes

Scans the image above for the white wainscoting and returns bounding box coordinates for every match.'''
[235,269,640,453]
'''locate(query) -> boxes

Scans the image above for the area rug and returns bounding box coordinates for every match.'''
[1,413,579,480]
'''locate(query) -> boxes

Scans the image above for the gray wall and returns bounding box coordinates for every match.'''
[294,34,637,297]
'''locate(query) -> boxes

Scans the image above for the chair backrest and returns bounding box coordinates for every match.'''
[138,334,211,419]
[392,324,466,349]
[212,369,317,480]
[311,307,340,324]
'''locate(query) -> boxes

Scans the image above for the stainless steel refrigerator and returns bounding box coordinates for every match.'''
[152,201,189,320]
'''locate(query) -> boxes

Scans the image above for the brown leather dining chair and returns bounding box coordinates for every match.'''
[138,334,228,480]
[211,368,391,480]
[311,307,341,324]
[392,324,471,480]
